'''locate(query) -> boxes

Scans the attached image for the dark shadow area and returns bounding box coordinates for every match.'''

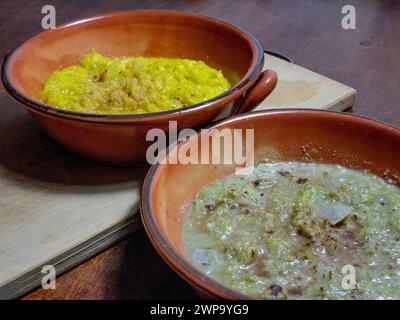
[112,229,198,300]
[0,95,147,186]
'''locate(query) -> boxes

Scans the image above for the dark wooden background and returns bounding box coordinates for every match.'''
[0,0,398,299]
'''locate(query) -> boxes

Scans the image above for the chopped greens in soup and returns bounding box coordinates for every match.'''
[184,162,400,300]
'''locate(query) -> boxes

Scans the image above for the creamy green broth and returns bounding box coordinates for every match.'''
[184,162,400,300]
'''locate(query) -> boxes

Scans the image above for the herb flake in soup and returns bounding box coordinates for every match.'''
[184,162,400,300]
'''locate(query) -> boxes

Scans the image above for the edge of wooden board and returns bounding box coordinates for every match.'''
[0,215,141,299]
[259,53,357,111]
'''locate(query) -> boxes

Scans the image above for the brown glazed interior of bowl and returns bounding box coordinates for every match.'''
[141,109,400,299]
[3,10,262,121]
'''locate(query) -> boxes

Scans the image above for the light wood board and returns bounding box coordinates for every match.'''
[0,53,356,299]
[256,53,356,111]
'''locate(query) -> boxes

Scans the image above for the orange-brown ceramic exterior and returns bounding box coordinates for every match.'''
[1,10,277,165]
[141,109,400,299]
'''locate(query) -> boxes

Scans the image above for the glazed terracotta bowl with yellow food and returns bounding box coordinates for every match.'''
[1,10,277,165]
[141,109,400,299]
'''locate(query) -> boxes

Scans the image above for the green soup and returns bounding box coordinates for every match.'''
[184,162,400,300]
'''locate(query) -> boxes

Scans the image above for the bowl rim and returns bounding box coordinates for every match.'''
[1,10,264,122]
[140,108,400,299]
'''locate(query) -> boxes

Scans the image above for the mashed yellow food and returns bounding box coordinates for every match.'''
[40,51,231,114]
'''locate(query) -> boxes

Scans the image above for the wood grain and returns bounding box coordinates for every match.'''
[0,0,397,300]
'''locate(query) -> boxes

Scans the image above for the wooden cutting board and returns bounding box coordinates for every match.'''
[257,53,356,111]
[0,53,356,299]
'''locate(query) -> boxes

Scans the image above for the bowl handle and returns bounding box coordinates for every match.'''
[234,69,278,114]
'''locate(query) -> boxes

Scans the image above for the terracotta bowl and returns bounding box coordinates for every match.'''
[141,109,400,299]
[1,10,277,165]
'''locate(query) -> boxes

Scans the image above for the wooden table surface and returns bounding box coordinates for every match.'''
[0,0,399,299]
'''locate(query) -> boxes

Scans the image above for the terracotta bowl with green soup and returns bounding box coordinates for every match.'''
[1,10,277,165]
[141,109,400,300]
